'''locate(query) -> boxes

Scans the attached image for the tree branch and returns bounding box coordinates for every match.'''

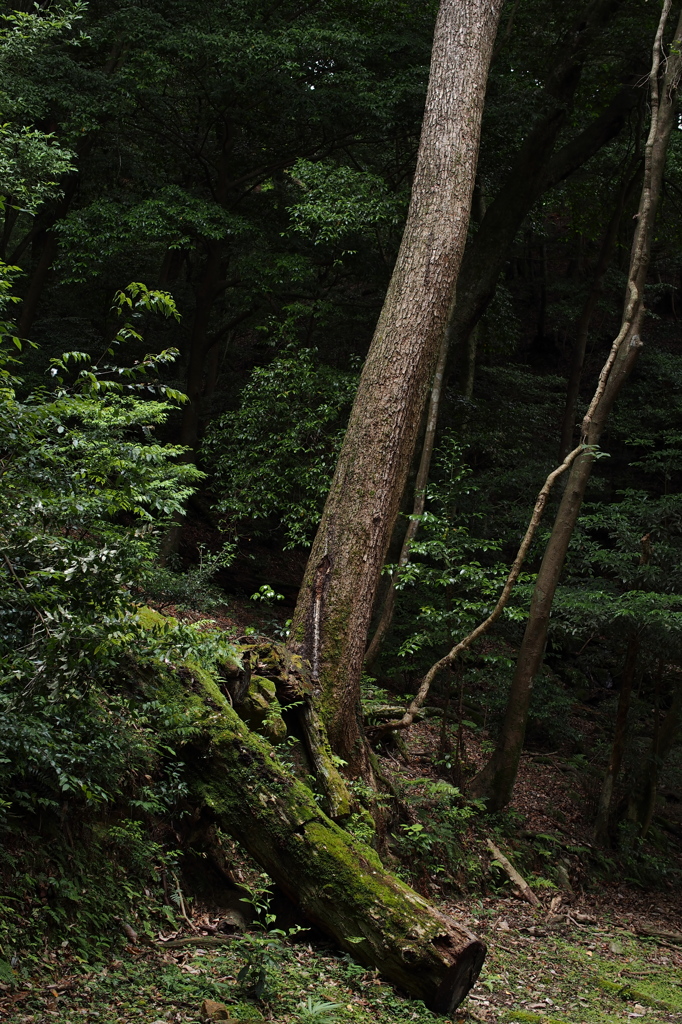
[372,442,583,735]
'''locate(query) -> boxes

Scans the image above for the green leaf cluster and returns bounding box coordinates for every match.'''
[205,347,357,549]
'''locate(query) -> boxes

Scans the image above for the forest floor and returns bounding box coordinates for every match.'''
[2,597,682,1024]
[2,883,681,1024]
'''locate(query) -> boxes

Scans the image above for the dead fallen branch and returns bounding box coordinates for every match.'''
[633,920,682,944]
[157,935,234,950]
[486,839,540,908]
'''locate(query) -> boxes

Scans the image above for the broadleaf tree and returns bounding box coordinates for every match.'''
[286,0,506,774]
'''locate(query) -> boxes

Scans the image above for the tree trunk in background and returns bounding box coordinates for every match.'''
[593,633,639,845]
[15,170,84,338]
[12,41,124,338]
[630,672,682,838]
[0,203,19,261]
[469,1,682,813]
[444,0,635,373]
[462,322,480,405]
[559,158,641,459]
[17,231,59,338]
[179,119,237,455]
[287,0,505,766]
[179,241,225,453]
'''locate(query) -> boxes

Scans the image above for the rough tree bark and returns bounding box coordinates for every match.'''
[364,182,487,671]
[169,667,487,1014]
[287,0,505,766]
[363,7,643,664]
[468,0,682,812]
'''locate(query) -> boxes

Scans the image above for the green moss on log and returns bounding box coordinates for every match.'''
[238,675,287,744]
[142,659,484,1013]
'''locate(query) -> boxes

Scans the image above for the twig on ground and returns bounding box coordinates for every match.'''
[157,935,233,949]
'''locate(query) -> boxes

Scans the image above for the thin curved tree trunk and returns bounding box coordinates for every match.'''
[373,443,584,737]
[287,0,505,768]
[468,2,682,812]
[467,338,642,809]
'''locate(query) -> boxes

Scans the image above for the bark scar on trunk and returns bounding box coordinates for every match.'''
[311,554,331,681]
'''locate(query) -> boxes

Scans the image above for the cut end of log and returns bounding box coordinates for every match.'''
[429,938,487,1015]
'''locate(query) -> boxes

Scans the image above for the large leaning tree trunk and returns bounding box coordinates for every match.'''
[364,181,487,671]
[164,665,487,1015]
[468,0,682,813]
[287,0,505,767]
[366,0,642,676]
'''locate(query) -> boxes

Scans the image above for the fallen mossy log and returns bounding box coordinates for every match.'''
[165,668,486,1015]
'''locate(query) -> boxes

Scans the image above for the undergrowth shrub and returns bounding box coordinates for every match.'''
[0,285,247,955]
[0,818,180,961]
[0,611,243,958]
[391,778,486,892]
[204,347,357,549]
